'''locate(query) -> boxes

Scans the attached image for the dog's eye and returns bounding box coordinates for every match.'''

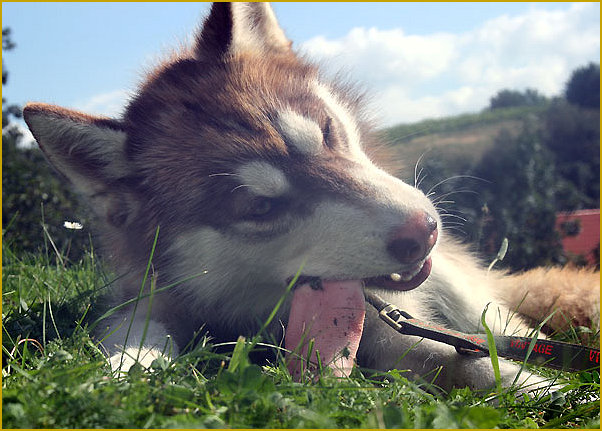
[322,116,341,150]
[247,197,280,220]
[322,117,333,148]
[251,198,272,216]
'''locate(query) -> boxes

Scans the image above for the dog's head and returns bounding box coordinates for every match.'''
[24,3,439,299]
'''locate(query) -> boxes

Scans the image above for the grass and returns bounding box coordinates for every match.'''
[380,105,552,179]
[2,241,600,428]
[384,105,549,145]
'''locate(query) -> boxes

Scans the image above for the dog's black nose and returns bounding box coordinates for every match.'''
[387,212,438,264]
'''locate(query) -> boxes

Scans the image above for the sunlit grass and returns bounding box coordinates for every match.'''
[2,239,599,428]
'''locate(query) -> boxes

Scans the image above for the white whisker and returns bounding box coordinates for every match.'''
[426,175,487,197]
[230,184,251,193]
[443,225,467,235]
[414,152,428,188]
[431,189,480,205]
[439,213,468,222]
[433,199,456,206]
[209,172,239,178]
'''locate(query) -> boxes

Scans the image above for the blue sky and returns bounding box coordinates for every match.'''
[3,2,600,136]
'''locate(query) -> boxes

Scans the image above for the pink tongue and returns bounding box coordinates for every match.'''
[285,280,365,380]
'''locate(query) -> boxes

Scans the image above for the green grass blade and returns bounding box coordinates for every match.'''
[480,303,502,393]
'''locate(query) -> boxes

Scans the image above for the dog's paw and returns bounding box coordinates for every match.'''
[108,346,166,375]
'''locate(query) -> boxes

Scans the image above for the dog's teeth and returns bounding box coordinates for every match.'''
[401,272,414,281]
[395,262,426,282]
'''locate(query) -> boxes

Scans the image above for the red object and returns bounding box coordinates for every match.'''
[556,209,600,265]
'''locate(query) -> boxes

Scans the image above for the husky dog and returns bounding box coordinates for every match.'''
[24,3,599,392]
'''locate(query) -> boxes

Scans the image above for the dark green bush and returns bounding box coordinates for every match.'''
[2,129,90,260]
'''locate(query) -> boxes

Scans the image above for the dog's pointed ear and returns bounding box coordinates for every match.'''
[23,103,131,197]
[194,2,291,58]
[24,103,140,228]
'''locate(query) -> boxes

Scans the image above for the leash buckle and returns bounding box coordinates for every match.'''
[378,304,412,332]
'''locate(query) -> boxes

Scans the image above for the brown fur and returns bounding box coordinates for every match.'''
[501,267,600,333]
[22,2,599,388]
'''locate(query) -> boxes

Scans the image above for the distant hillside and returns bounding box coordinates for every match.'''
[380,100,599,270]
[382,105,549,180]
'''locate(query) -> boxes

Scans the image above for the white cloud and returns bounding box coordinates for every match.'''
[3,120,36,148]
[58,3,600,127]
[301,2,600,125]
[75,89,131,118]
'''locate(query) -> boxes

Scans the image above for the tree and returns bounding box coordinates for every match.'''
[2,27,90,258]
[543,99,600,210]
[2,28,16,85]
[2,28,21,128]
[489,88,547,110]
[473,122,564,270]
[565,62,600,109]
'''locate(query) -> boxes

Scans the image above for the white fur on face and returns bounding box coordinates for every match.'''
[236,160,291,197]
[311,80,440,238]
[276,109,323,156]
[166,197,415,330]
[168,165,438,326]
[172,199,419,293]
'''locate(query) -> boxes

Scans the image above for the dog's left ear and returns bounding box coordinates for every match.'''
[23,103,140,228]
[195,2,291,59]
